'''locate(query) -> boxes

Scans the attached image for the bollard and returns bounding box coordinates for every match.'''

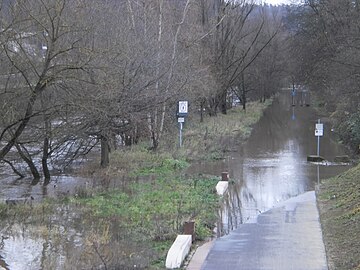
[183,221,195,242]
[165,235,192,269]
[221,172,229,181]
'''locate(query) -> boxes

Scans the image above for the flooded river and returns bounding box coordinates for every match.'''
[0,91,352,269]
[188,91,351,234]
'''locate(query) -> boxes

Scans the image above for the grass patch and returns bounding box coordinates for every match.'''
[131,158,189,176]
[66,175,219,268]
[317,164,360,270]
[74,176,219,242]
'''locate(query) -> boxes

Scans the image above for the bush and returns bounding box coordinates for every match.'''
[337,110,360,153]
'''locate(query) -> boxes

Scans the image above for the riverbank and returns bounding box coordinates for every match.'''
[317,164,360,270]
[311,91,360,270]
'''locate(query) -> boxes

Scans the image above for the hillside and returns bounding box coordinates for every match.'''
[317,164,360,270]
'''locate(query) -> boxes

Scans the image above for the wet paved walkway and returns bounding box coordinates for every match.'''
[198,191,328,270]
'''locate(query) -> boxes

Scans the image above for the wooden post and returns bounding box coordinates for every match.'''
[221,172,229,181]
[183,221,195,242]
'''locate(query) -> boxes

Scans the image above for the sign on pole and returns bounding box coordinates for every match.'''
[178,101,188,115]
[177,101,188,147]
[315,123,323,136]
[315,120,323,156]
[178,117,185,123]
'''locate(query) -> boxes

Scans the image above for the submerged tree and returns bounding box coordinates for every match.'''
[0,0,94,178]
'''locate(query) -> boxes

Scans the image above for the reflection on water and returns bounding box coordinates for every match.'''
[0,175,90,202]
[189,91,351,235]
[0,207,156,269]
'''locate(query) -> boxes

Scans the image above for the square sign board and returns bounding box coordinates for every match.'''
[315,123,323,136]
[178,101,188,115]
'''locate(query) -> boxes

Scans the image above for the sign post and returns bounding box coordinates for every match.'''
[291,86,296,106]
[315,119,323,156]
[177,101,188,147]
[178,117,185,147]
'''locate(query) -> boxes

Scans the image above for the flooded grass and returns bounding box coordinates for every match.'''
[0,156,219,269]
[317,164,360,270]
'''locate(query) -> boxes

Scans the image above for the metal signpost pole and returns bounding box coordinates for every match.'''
[179,122,183,147]
[317,120,320,156]
[177,101,188,148]
[317,164,320,185]
[315,119,323,156]
[292,85,296,106]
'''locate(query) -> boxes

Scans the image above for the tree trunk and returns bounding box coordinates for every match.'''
[208,98,218,117]
[0,90,38,160]
[42,137,51,181]
[2,159,25,178]
[15,143,40,180]
[150,130,159,151]
[41,97,51,182]
[100,136,110,168]
[148,0,163,150]
[220,90,227,115]
[242,73,246,111]
[200,99,205,123]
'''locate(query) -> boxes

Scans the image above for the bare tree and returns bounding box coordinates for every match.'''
[0,0,92,176]
[192,1,282,115]
[287,0,360,152]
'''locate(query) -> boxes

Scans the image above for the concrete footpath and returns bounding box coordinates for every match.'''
[187,191,328,270]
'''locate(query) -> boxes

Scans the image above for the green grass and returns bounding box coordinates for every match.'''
[318,164,360,270]
[74,176,219,242]
[67,173,219,268]
[131,158,189,176]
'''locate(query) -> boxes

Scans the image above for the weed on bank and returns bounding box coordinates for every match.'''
[318,164,360,270]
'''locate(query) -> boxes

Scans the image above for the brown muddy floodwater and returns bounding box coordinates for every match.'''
[188,91,352,235]
[0,91,352,269]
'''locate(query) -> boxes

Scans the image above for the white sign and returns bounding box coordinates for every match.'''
[315,123,324,137]
[178,117,185,123]
[178,101,188,114]
[315,129,323,136]
[316,123,323,131]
